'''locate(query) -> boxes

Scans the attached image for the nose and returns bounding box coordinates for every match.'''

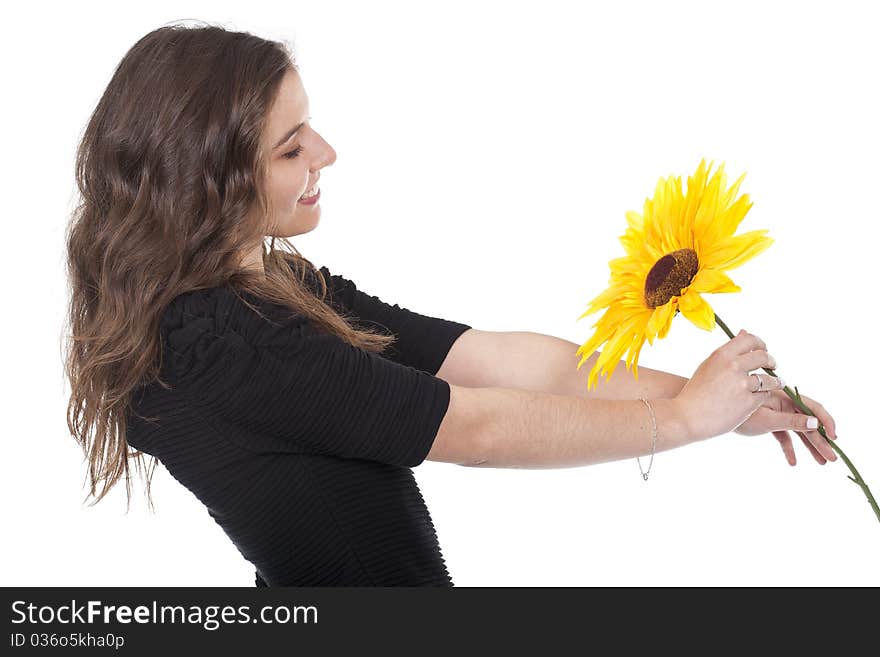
[320,143,337,169]
[312,134,337,172]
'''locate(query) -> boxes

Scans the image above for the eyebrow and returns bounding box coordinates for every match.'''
[273,115,312,150]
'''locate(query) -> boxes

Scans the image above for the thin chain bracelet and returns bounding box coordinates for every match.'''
[637,397,657,481]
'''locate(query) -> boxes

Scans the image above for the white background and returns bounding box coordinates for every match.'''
[3,0,877,587]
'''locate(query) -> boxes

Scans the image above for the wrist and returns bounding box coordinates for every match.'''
[650,397,696,451]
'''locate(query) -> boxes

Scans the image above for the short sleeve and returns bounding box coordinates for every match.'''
[310,264,472,375]
[170,318,451,468]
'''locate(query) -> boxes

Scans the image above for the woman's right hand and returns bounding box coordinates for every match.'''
[675,329,785,441]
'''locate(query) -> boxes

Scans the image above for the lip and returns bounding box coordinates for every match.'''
[299,187,321,205]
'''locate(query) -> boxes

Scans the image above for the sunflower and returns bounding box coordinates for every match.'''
[576,158,774,391]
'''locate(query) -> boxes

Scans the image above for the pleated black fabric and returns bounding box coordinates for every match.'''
[126,264,472,586]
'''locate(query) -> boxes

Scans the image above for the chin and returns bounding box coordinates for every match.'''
[273,209,320,238]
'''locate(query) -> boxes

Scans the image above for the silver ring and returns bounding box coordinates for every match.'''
[752,373,764,392]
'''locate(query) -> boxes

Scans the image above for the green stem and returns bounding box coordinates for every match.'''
[713,313,880,525]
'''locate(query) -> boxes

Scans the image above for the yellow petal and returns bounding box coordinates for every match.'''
[693,164,724,247]
[646,301,676,344]
[719,170,748,210]
[701,230,774,271]
[576,284,627,320]
[677,290,716,331]
[625,210,644,231]
[688,268,742,294]
[626,334,647,382]
[716,193,754,241]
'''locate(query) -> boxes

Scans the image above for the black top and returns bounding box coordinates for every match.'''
[126,264,472,586]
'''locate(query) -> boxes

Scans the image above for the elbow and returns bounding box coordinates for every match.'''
[459,416,494,467]
[450,425,492,467]
[431,383,496,468]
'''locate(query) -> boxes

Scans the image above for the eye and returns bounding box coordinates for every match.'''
[283,145,304,159]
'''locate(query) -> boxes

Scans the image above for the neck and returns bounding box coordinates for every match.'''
[241,243,266,276]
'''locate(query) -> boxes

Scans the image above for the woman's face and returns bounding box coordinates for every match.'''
[259,68,336,238]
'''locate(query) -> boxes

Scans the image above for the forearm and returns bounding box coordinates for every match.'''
[501,332,689,401]
[474,387,696,469]
[569,348,690,400]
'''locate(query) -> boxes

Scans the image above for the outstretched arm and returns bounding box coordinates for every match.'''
[435,330,689,400]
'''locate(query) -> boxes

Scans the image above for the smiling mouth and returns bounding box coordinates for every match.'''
[299,186,321,204]
[300,180,320,200]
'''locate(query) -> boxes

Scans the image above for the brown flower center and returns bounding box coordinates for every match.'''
[644,248,699,308]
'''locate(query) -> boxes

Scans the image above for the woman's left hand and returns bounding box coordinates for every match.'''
[734,388,838,466]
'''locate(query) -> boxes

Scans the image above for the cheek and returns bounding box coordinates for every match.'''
[278,171,309,204]
[269,162,309,209]
[290,184,308,207]
[269,177,297,207]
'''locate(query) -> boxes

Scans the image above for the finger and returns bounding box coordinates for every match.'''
[789,395,837,460]
[804,428,837,462]
[798,394,837,440]
[755,408,811,434]
[796,431,827,465]
[789,410,836,461]
[731,329,767,355]
[740,349,778,373]
[773,430,796,466]
[747,372,785,393]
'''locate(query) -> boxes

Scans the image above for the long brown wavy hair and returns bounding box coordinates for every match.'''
[64,20,396,511]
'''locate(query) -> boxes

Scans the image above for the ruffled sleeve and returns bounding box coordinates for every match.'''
[159,286,451,467]
[159,286,310,382]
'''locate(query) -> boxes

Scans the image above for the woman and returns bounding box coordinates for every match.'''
[64,22,837,587]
